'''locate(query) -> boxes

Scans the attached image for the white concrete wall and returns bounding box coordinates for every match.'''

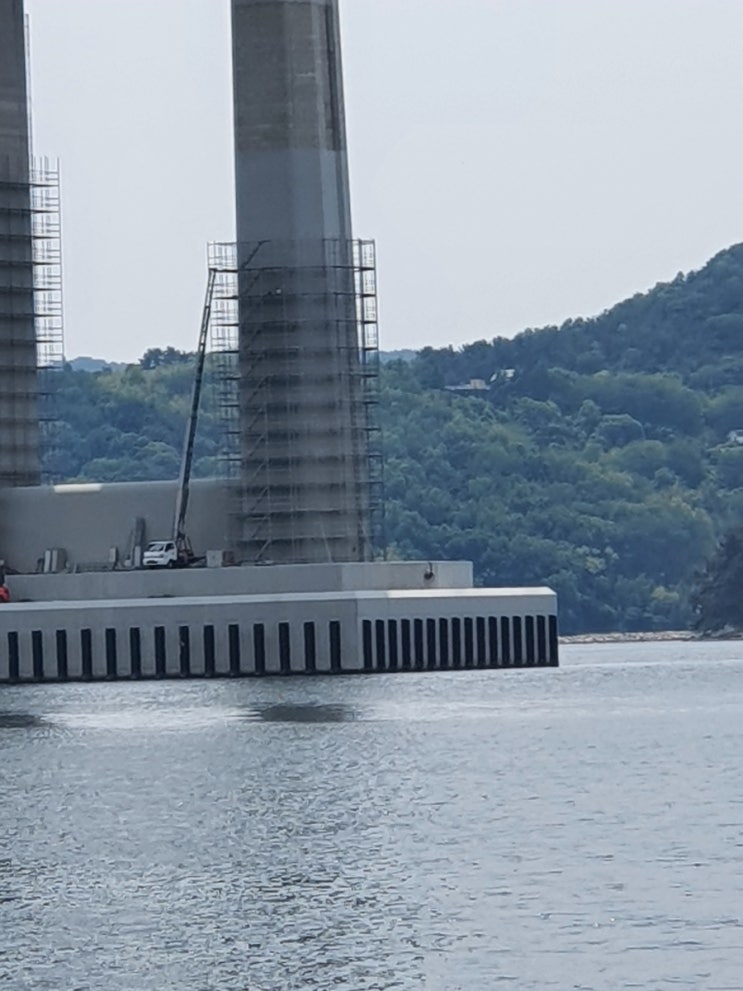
[0,479,234,574]
[0,587,559,682]
[7,559,473,603]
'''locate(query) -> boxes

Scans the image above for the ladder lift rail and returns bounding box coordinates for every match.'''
[173,267,217,549]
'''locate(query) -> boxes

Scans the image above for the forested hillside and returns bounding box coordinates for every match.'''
[43,244,743,633]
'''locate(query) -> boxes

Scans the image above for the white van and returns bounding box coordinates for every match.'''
[142,540,179,568]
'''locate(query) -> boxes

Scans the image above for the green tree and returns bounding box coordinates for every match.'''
[691,528,743,631]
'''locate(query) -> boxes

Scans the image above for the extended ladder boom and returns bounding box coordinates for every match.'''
[173,267,217,547]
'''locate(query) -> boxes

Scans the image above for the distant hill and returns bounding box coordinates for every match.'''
[67,351,417,372]
[42,243,743,633]
[414,243,743,391]
[68,356,127,373]
[379,349,416,364]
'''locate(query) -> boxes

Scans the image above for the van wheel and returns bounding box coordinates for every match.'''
[167,561,175,569]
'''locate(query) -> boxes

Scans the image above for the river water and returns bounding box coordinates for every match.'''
[1,641,742,990]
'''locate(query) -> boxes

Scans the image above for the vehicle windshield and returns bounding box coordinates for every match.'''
[146,542,167,552]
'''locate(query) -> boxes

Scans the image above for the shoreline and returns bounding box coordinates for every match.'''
[561,630,742,645]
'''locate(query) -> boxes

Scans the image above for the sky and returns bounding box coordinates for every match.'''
[24,0,743,363]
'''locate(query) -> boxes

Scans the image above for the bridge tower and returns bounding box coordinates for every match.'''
[0,0,40,487]
[231,0,372,564]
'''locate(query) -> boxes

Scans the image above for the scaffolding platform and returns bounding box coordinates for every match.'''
[207,239,384,563]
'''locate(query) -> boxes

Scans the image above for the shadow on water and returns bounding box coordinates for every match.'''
[0,712,49,730]
[242,703,363,724]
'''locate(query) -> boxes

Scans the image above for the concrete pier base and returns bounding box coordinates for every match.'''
[0,482,560,682]
[0,586,558,683]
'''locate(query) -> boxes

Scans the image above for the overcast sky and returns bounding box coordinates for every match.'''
[24,0,743,363]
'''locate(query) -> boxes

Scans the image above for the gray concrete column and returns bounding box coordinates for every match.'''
[231,0,370,564]
[232,0,352,244]
[0,0,40,487]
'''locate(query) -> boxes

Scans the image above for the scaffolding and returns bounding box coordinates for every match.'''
[207,241,241,478]
[31,157,65,481]
[0,159,53,486]
[353,239,385,557]
[31,158,64,370]
[207,238,385,562]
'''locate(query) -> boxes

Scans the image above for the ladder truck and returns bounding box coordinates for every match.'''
[142,269,217,569]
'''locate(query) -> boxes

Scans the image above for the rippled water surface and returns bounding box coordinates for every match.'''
[2,641,743,990]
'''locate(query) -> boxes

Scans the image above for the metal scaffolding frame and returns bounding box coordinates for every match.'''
[31,157,65,481]
[353,239,385,557]
[207,238,385,561]
[207,241,241,478]
[31,158,64,370]
[0,159,58,486]
[0,167,36,486]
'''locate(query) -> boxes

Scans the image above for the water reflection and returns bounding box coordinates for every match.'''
[0,711,48,730]
[244,702,362,724]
